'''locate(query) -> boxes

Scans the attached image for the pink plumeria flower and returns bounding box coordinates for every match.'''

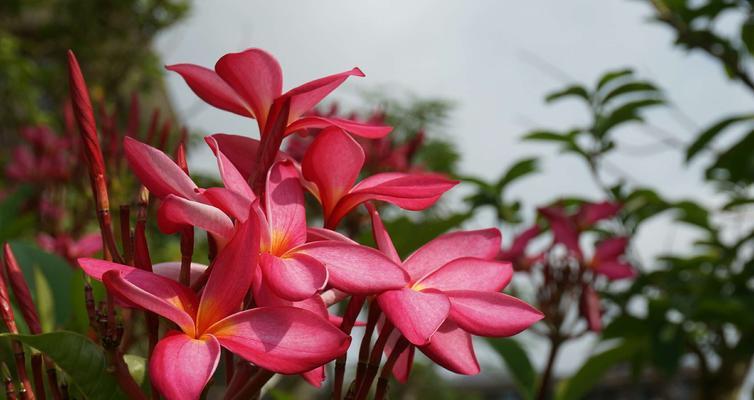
[78,209,350,400]
[589,236,636,280]
[498,225,542,271]
[368,206,543,379]
[538,201,622,258]
[301,127,458,228]
[37,232,102,265]
[167,48,391,139]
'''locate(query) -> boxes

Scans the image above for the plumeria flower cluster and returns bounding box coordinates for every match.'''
[35,48,545,400]
[500,200,637,334]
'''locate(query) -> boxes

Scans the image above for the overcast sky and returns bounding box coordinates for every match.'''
[154,0,753,382]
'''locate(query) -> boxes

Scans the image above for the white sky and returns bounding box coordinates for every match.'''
[154,0,753,383]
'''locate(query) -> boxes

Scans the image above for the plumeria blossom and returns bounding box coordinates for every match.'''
[589,237,636,280]
[368,206,543,378]
[167,48,391,139]
[37,232,102,265]
[78,211,350,400]
[254,160,409,301]
[498,225,542,271]
[538,201,621,257]
[302,127,458,228]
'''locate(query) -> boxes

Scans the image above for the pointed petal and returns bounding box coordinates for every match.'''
[260,253,328,301]
[366,203,400,263]
[124,137,200,201]
[296,241,408,295]
[266,161,307,251]
[403,229,501,282]
[301,128,364,221]
[445,290,543,337]
[215,49,283,128]
[503,225,541,260]
[157,195,234,240]
[538,206,582,257]
[377,288,450,346]
[196,206,259,332]
[201,187,251,221]
[205,136,254,199]
[208,306,351,374]
[166,63,252,118]
[150,331,221,400]
[302,367,325,388]
[285,116,392,139]
[384,331,414,383]
[69,233,103,258]
[328,172,457,228]
[594,261,636,280]
[252,272,329,319]
[306,228,356,244]
[577,201,621,227]
[284,68,364,121]
[416,258,512,292]
[206,134,262,179]
[580,284,602,332]
[152,262,209,286]
[593,237,629,265]
[419,320,479,375]
[101,270,197,335]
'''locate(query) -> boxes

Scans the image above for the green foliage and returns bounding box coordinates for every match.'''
[2,331,138,400]
[488,338,536,400]
[462,157,539,224]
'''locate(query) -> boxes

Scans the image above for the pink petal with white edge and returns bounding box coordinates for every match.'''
[416,257,512,292]
[207,306,351,374]
[157,195,234,240]
[403,229,501,282]
[165,64,252,118]
[297,241,408,295]
[285,116,392,139]
[123,137,201,201]
[214,48,283,129]
[284,68,365,122]
[150,331,221,400]
[196,207,259,332]
[260,253,328,301]
[152,262,209,286]
[101,270,197,336]
[301,127,364,220]
[266,161,307,252]
[377,288,450,346]
[419,320,479,375]
[445,290,543,337]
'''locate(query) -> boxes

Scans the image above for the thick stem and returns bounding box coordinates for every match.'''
[31,354,45,400]
[354,321,393,400]
[374,337,409,400]
[351,301,381,397]
[226,369,274,400]
[179,228,194,287]
[44,359,62,400]
[249,98,291,195]
[119,206,133,266]
[332,296,366,400]
[12,342,35,399]
[536,336,563,400]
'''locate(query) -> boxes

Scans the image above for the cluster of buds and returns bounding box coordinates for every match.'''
[500,201,636,334]
[2,48,543,400]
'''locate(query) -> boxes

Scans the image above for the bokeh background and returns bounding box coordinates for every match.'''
[2,1,754,399]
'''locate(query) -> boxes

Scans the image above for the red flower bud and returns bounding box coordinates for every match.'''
[3,244,41,334]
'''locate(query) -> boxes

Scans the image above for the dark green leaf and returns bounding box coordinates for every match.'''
[595,98,664,137]
[596,69,634,90]
[496,158,539,190]
[2,331,132,400]
[686,114,754,161]
[741,18,754,56]
[601,81,659,105]
[545,85,590,103]
[523,130,574,143]
[488,338,536,400]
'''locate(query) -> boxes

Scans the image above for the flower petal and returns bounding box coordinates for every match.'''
[251,271,329,319]
[124,137,200,201]
[306,227,356,244]
[366,203,400,263]
[266,161,307,252]
[594,261,636,280]
[302,367,325,388]
[285,116,392,139]
[101,270,196,335]
[593,237,629,265]
[208,306,351,374]
[284,68,364,122]
[166,64,251,118]
[301,127,364,223]
[403,229,501,282]
[418,320,479,375]
[205,135,254,199]
[377,288,450,346]
[152,262,209,286]
[580,284,602,332]
[196,206,259,332]
[445,290,543,337]
[296,241,408,295]
[260,253,328,301]
[157,195,234,241]
[206,134,262,179]
[384,331,414,383]
[577,201,621,228]
[328,172,457,228]
[201,187,251,221]
[150,331,221,400]
[416,258,512,292]
[215,49,283,129]
[538,206,582,257]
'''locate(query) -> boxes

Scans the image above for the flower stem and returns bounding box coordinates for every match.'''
[31,354,44,400]
[332,296,365,400]
[536,335,563,400]
[354,320,393,400]
[349,301,381,398]
[226,369,274,400]
[374,337,409,400]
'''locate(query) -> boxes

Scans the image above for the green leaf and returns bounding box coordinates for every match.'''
[741,18,754,56]
[2,331,131,400]
[123,355,146,386]
[595,98,664,137]
[686,114,754,161]
[32,267,55,332]
[488,338,536,400]
[545,85,590,103]
[601,81,659,105]
[556,339,643,400]
[596,68,634,90]
[523,130,574,143]
[497,158,539,190]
